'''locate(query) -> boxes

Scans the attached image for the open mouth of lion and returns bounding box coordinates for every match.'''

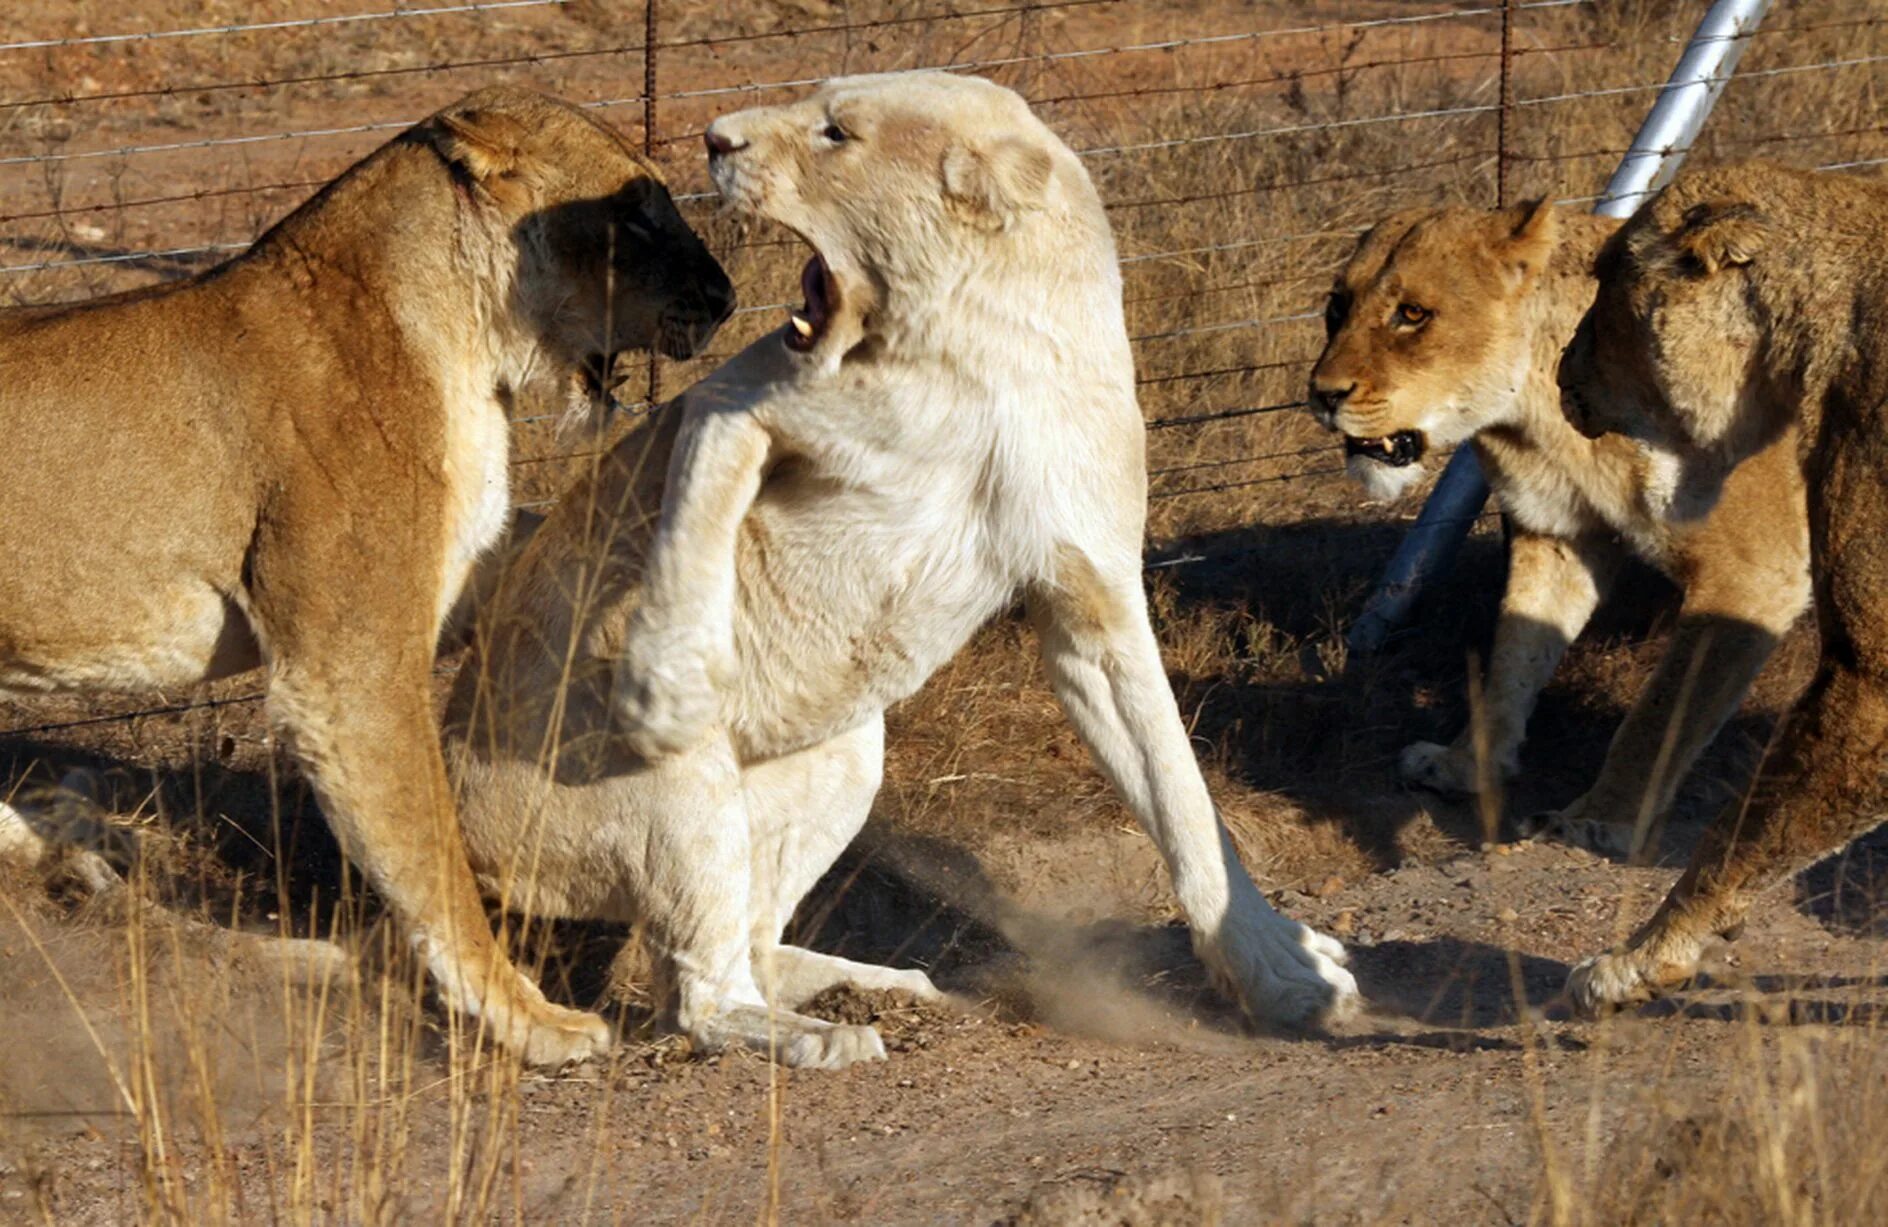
[785,253,839,353]
[1343,430,1425,468]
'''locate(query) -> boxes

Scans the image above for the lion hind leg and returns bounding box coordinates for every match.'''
[632,736,889,1070]
[755,945,943,1010]
[1571,652,1888,1015]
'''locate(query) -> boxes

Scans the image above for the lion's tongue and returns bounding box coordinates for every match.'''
[786,255,831,351]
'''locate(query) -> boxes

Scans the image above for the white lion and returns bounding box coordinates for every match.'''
[447,71,1358,1068]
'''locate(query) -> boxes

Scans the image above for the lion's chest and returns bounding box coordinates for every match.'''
[1480,436,1674,570]
[726,470,1018,760]
[436,382,512,628]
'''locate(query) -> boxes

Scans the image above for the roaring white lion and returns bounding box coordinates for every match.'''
[447,71,1359,1068]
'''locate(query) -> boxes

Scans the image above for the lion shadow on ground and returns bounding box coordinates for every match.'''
[1148,517,1789,869]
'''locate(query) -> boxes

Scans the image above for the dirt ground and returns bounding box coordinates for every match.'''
[8,1,1888,1223]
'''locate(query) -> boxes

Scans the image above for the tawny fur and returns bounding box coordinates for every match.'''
[447,72,1360,1069]
[0,86,733,1067]
[1558,159,1888,1012]
[1310,203,1809,857]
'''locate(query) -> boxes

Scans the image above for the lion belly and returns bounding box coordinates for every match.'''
[0,581,258,698]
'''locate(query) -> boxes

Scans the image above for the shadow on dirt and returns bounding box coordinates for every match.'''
[1150,516,1796,870]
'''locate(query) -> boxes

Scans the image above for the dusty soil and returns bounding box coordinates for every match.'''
[7,821,1888,1223]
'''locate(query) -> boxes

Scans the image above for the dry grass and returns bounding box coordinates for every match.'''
[6,1,1888,1222]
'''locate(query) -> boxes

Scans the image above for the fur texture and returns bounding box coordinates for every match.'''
[1558,159,1888,1012]
[1310,203,1810,857]
[448,72,1359,1068]
[0,86,734,1066]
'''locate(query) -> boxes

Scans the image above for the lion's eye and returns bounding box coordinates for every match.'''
[1395,302,1431,327]
[1324,293,1350,335]
[822,123,850,144]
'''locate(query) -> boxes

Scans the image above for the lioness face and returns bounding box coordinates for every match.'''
[1309,204,1558,501]
[430,90,735,403]
[700,72,1062,368]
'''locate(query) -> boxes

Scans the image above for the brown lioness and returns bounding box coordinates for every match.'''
[1309,203,1809,858]
[0,87,733,1066]
[1558,159,1888,1012]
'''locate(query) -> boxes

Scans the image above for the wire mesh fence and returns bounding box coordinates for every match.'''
[3,0,1887,749]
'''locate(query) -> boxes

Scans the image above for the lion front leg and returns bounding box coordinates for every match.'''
[1404,532,1619,802]
[1524,611,1787,862]
[612,401,774,759]
[1027,548,1358,1029]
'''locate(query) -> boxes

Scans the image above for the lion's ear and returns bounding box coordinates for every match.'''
[431,107,532,197]
[1676,201,1767,274]
[1498,198,1558,289]
[941,136,1053,229]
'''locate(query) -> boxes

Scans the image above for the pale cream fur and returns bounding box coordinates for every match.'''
[447,72,1359,1069]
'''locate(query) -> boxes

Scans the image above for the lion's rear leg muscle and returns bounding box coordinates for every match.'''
[741,717,942,1009]
[635,737,888,1068]
[1571,498,1888,1013]
[266,655,610,1065]
[1405,532,1619,800]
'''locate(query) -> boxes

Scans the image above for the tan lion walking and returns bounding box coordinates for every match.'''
[1310,203,1809,858]
[1559,159,1888,1011]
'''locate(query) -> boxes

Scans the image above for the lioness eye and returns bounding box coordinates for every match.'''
[1324,293,1349,336]
[1396,302,1431,327]
[822,123,850,144]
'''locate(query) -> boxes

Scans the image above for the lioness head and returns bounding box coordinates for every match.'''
[1308,202,1560,500]
[700,71,1102,369]
[420,88,735,401]
[1558,170,1780,461]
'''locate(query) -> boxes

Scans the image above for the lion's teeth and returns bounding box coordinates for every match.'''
[789,312,814,338]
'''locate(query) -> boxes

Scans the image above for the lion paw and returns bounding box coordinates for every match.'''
[1211,907,1360,1030]
[611,621,732,760]
[1567,950,1660,1017]
[1567,942,1701,1019]
[777,1022,888,1070]
[689,1005,887,1070]
[1397,740,1483,797]
[1514,796,1635,858]
[491,985,614,1067]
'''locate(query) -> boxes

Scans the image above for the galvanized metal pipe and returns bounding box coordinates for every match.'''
[1343,0,1774,658]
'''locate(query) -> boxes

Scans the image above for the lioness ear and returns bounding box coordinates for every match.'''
[941,136,1053,229]
[431,107,531,192]
[1676,201,1767,274]
[1498,198,1558,288]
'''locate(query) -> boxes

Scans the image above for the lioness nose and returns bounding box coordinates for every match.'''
[704,128,747,158]
[1308,381,1355,423]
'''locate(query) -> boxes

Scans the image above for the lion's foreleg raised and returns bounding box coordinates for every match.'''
[1401,531,1621,801]
[1026,547,1359,1028]
[611,401,771,759]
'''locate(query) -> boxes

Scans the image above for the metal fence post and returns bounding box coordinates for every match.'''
[1342,0,1773,658]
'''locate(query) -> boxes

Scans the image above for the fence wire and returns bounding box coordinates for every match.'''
[2,0,1886,742]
